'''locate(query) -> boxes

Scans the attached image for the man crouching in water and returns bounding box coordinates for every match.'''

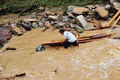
[59,29,78,49]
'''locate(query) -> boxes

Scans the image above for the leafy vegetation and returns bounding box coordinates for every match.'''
[0,0,106,13]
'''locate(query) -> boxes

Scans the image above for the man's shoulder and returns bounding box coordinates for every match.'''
[64,31,71,35]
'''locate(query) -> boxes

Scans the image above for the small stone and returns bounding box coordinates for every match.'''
[38,22,44,27]
[41,17,47,22]
[44,21,52,28]
[56,22,65,28]
[105,4,111,10]
[23,19,37,23]
[48,15,58,20]
[50,21,55,25]
[38,7,45,12]
[61,16,69,22]
[70,23,75,28]
[68,6,75,12]
[32,22,39,29]
[74,25,83,33]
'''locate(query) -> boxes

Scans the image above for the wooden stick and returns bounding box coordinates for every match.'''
[106,9,120,26]
[42,33,114,46]
[85,26,111,31]
[112,16,120,28]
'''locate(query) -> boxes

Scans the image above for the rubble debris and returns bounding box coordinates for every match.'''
[6,47,16,50]
[95,7,109,19]
[76,15,90,30]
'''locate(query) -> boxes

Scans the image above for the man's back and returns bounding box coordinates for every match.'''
[63,31,77,42]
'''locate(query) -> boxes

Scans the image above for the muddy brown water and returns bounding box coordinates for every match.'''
[0,14,120,80]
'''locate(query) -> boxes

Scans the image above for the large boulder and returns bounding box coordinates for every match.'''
[10,23,23,35]
[76,15,90,30]
[0,27,11,46]
[95,7,109,19]
[72,7,89,15]
[17,20,32,31]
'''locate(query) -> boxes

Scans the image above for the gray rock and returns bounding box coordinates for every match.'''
[50,21,55,25]
[41,17,47,22]
[68,6,75,12]
[56,22,65,28]
[70,23,75,28]
[61,16,69,22]
[76,15,90,30]
[38,22,44,27]
[32,22,39,29]
[17,20,31,31]
[105,4,111,10]
[74,25,83,33]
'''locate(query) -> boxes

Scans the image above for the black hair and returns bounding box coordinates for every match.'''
[59,29,65,33]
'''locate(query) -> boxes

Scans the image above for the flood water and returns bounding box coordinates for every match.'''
[0,14,120,80]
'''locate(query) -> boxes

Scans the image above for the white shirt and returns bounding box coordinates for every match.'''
[63,31,77,42]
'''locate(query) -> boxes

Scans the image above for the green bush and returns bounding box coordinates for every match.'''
[0,0,106,13]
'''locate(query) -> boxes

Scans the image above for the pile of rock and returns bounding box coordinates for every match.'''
[0,2,119,48]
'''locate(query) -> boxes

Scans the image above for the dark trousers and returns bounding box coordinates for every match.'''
[63,41,78,49]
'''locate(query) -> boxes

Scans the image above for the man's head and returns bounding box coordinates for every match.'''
[59,29,65,35]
